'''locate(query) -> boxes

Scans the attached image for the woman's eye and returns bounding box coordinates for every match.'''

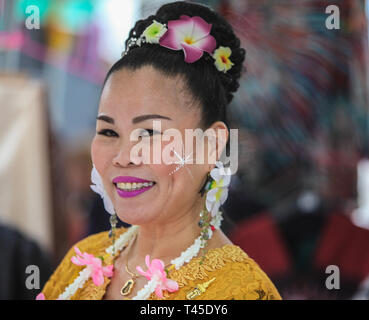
[140,129,160,137]
[97,129,118,137]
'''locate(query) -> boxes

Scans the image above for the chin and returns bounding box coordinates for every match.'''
[115,207,158,226]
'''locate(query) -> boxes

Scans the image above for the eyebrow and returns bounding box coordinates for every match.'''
[96,115,114,124]
[132,114,172,124]
[97,114,172,125]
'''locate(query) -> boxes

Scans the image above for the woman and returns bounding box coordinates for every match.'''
[40,1,281,300]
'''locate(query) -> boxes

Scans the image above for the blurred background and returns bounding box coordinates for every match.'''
[0,0,368,299]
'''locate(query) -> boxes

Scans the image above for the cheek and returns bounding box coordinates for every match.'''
[90,138,99,166]
[165,164,205,209]
[91,137,111,174]
[168,162,203,193]
[159,136,204,190]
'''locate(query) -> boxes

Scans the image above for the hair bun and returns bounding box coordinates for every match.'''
[155,1,246,104]
[115,1,246,128]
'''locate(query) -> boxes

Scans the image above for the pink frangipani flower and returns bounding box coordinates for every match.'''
[71,246,114,286]
[36,292,45,300]
[136,255,179,299]
[159,15,216,63]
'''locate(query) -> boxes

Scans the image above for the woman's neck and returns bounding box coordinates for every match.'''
[127,200,205,267]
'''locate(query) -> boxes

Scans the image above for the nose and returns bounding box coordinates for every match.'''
[112,142,142,167]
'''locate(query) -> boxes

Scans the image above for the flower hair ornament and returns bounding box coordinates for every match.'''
[123,15,234,73]
[37,162,230,300]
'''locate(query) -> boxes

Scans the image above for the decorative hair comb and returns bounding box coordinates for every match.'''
[123,15,234,73]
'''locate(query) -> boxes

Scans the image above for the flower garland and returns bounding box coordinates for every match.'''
[57,266,95,300]
[36,210,222,301]
[123,15,235,73]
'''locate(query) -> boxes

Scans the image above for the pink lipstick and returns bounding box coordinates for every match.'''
[113,176,155,198]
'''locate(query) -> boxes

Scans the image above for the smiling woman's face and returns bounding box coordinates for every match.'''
[91,65,214,226]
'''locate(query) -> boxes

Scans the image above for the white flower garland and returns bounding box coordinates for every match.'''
[57,211,222,300]
[132,275,161,300]
[57,267,92,300]
[105,224,139,255]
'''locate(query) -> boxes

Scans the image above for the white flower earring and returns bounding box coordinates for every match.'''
[90,165,115,215]
[90,165,118,253]
[205,161,231,217]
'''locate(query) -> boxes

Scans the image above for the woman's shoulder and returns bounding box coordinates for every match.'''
[41,227,129,300]
[211,244,282,300]
[230,245,282,300]
[163,244,282,300]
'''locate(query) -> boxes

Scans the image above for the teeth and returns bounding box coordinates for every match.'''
[116,182,154,191]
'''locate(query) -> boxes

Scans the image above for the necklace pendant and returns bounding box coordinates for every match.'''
[121,279,135,296]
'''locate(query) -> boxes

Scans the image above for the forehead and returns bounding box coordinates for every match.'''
[99,65,201,124]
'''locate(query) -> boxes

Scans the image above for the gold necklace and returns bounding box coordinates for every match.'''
[120,234,139,296]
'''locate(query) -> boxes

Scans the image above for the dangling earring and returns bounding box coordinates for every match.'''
[198,161,231,264]
[109,213,118,256]
[197,208,214,265]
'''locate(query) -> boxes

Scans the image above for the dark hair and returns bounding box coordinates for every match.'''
[104,1,246,128]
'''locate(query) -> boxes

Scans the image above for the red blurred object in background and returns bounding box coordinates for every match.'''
[314,213,369,283]
[230,213,292,278]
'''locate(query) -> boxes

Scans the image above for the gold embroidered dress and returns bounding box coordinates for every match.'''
[42,228,282,300]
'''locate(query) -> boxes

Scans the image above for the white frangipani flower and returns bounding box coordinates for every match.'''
[90,165,115,215]
[142,20,167,44]
[206,161,231,217]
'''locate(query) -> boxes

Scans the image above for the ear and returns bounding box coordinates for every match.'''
[206,121,229,168]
